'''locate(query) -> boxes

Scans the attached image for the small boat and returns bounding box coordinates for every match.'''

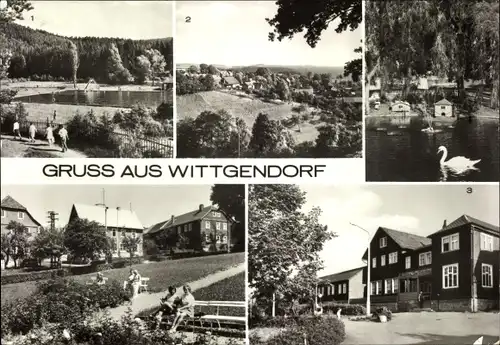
[387,131,403,136]
[375,127,387,131]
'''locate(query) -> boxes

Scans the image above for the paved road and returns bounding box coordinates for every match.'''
[1,135,86,158]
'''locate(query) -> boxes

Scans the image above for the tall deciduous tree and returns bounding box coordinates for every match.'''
[121,234,141,266]
[107,42,132,84]
[31,227,65,267]
[64,218,112,262]
[2,221,30,268]
[249,185,334,310]
[249,113,280,155]
[135,55,152,84]
[144,49,166,86]
[266,0,361,48]
[210,184,246,251]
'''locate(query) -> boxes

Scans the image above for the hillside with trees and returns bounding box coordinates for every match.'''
[0,22,173,83]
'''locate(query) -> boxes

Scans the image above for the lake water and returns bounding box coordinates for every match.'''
[366,117,499,182]
[15,90,173,108]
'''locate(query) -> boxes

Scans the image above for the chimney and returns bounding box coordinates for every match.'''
[171,215,175,224]
[442,219,447,228]
[199,204,204,212]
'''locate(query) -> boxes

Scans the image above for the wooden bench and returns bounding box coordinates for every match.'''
[191,300,246,329]
[139,277,150,293]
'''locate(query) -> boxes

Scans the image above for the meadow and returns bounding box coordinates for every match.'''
[176,90,323,143]
[0,252,244,305]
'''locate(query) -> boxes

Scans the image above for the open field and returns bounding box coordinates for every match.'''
[1,252,244,305]
[177,90,324,142]
[3,80,164,98]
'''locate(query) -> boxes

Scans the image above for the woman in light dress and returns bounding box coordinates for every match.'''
[46,123,55,147]
[127,269,141,299]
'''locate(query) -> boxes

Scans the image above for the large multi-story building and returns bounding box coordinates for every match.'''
[145,204,233,252]
[319,215,499,312]
[68,204,144,258]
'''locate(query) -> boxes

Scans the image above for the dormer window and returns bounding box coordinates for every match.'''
[17,211,24,220]
[379,237,387,248]
[212,211,221,217]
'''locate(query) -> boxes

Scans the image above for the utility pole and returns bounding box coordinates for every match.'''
[350,222,371,317]
[47,211,58,231]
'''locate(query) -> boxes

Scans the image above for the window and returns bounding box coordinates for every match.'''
[441,106,446,109]
[338,284,341,294]
[482,264,493,288]
[342,283,347,294]
[1,209,5,218]
[212,211,221,217]
[205,233,210,242]
[393,278,399,293]
[222,223,228,231]
[419,252,432,266]
[376,281,382,295]
[480,233,494,251]
[381,255,386,266]
[372,257,377,268]
[320,287,324,296]
[222,235,227,243]
[17,211,24,219]
[216,235,220,242]
[443,263,459,288]
[184,224,188,232]
[327,285,331,295]
[402,279,418,293]
[177,226,181,234]
[379,237,387,248]
[112,230,116,237]
[388,252,398,264]
[385,279,393,294]
[405,256,411,269]
[371,281,376,295]
[205,221,211,229]
[442,233,459,252]
[216,222,221,230]
[188,223,192,231]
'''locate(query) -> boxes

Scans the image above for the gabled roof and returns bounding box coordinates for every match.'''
[1,196,27,211]
[362,227,431,260]
[430,215,499,236]
[319,267,364,283]
[222,76,240,85]
[145,205,227,235]
[71,204,143,230]
[1,195,42,227]
[435,98,452,105]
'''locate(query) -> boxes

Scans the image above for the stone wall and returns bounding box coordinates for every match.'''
[476,298,499,311]
[430,299,470,312]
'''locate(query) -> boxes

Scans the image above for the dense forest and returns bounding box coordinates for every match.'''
[0,23,173,83]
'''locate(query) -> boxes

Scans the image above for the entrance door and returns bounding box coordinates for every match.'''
[419,280,432,308]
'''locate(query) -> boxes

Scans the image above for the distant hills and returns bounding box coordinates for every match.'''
[177,63,344,77]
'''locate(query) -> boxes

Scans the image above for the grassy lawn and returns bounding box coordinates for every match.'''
[176,91,323,143]
[343,312,500,344]
[1,252,244,306]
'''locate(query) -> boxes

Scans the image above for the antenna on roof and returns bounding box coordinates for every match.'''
[95,189,106,207]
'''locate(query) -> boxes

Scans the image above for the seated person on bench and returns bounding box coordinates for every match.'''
[154,286,179,320]
[169,285,195,333]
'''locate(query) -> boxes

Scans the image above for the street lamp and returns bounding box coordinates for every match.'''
[350,222,371,316]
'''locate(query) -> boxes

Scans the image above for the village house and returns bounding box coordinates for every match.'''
[390,100,411,112]
[144,204,233,253]
[1,195,42,237]
[220,76,241,89]
[359,215,499,312]
[318,267,365,304]
[68,204,144,257]
[434,98,453,117]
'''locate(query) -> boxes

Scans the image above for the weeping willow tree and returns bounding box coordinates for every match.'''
[366,0,499,110]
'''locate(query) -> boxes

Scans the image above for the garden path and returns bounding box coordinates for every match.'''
[1,135,87,158]
[104,263,246,321]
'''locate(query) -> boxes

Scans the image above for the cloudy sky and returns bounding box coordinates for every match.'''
[1,185,214,228]
[12,1,173,39]
[299,184,499,277]
[176,1,361,67]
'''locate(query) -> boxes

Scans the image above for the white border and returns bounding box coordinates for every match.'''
[361,0,367,181]
[172,0,177,158]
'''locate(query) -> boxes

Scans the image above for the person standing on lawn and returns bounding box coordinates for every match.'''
[58,124,69,152]
[29,123,37,143]
[169,285,195,333]
[128,269,141,299]
[13,120,22,140]
[46,123,55,147]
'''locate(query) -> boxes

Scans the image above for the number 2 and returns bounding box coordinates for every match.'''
[185,16,191,23]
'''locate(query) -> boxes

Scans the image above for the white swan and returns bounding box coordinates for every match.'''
[438,146,481,172]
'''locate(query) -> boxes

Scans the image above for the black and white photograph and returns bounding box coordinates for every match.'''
[248,184,499,345]
[175,0,362,158]
[0,184,246,344]
[365,0,499,182]
[0,0,174,158]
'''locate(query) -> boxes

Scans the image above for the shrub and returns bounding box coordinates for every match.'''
[254,316,345,345]
[0,268,67,285]
[373,306,392,321]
